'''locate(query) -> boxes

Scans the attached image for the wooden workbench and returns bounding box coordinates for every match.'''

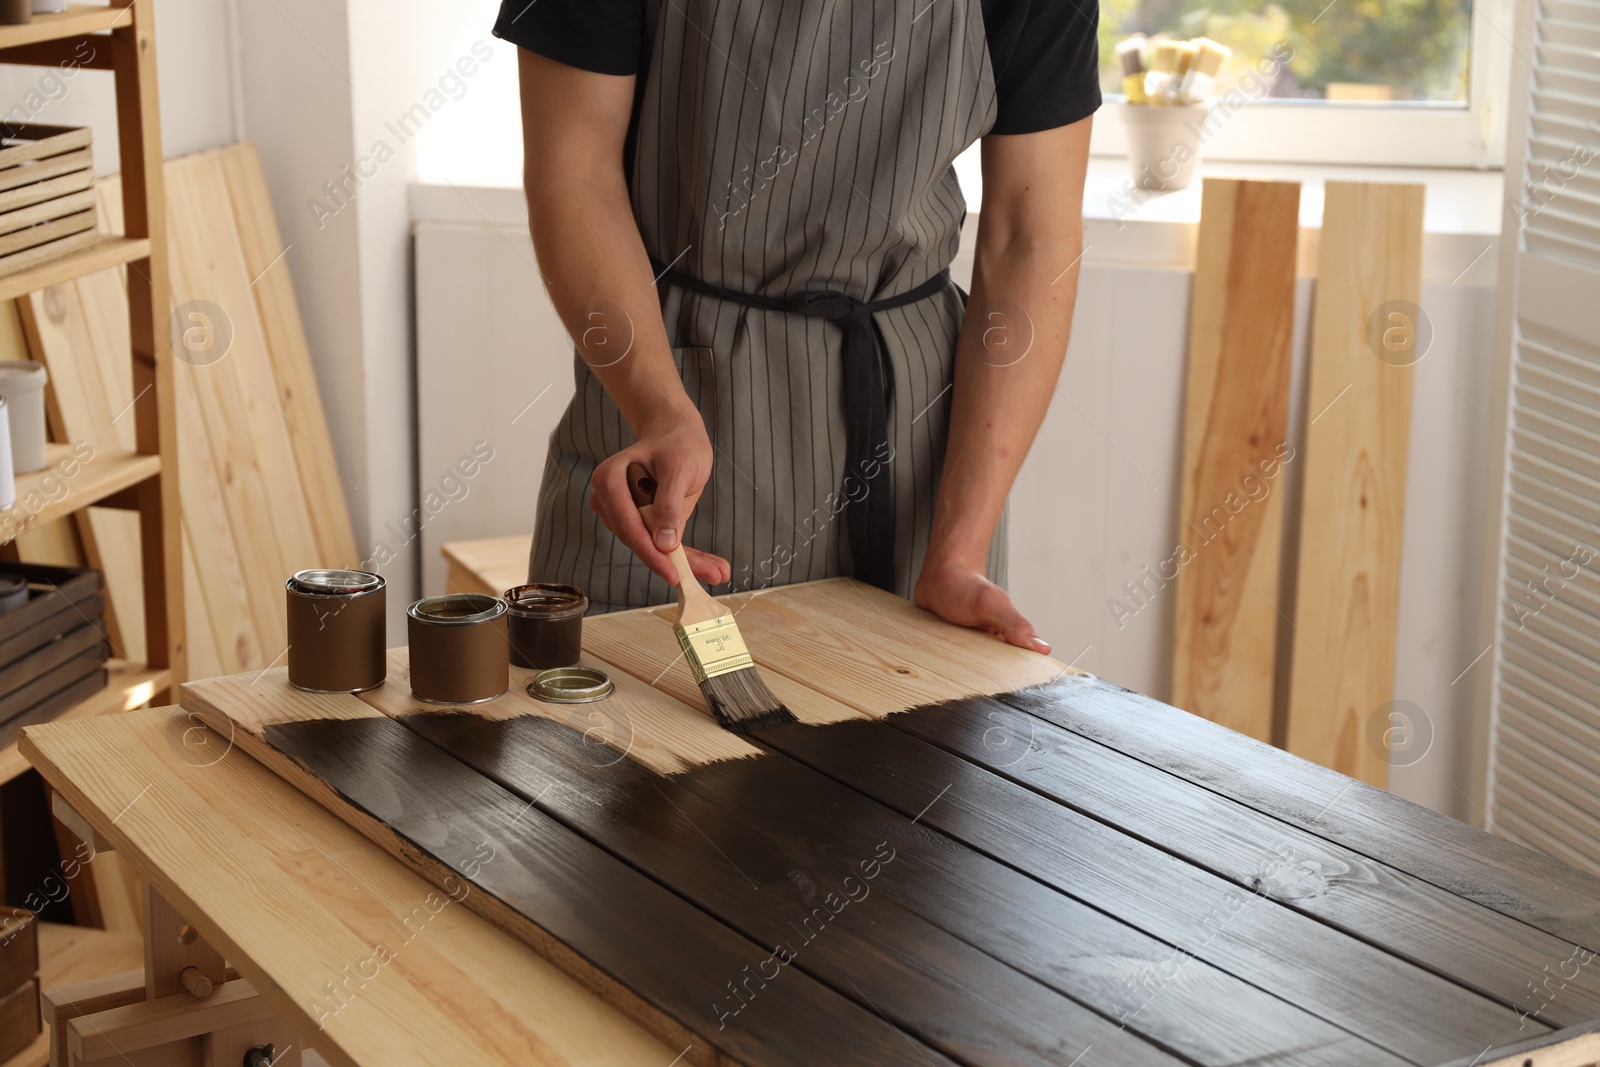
[21,579,1600,1066]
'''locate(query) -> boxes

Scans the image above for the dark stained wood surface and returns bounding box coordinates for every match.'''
[759,717,1540,1062]
[262,714,963,1067]
[399,712,1183,1067]
[886,693,1600,1026]
[175,580,1600,1067]
[998,676,1600,950]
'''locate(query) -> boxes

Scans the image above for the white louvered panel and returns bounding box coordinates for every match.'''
[1488,0,1600,871]
[1538,0,1600,27]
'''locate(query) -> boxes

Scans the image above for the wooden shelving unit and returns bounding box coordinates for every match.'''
[0,3,181,783]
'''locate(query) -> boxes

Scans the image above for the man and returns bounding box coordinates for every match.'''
[498,0,1097,652]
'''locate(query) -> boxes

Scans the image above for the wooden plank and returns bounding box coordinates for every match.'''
[111,0,183,689]
[1172,179,1299,741]
[383,672,1402,1067]
[165,156,317,671]
[391,718,1173,1066]
[999,674,1600,953]
[24,707,678,1067]
[1285,181,1425,785]
[0,8,132,52]
[214,143,357,570]
[0,230,98,282]
[179,673,964,1067]
[885,693,1600,1027]
[22,205,148,664]
[0,238,148,304]
[0,446,160,547]
[755,712,1537,1062]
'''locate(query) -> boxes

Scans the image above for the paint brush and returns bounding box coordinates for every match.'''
[1117,35,1148,104]
[626,463,797,734]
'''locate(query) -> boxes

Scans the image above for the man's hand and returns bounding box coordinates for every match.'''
[914,560,1050,654]
[590,418,730,588]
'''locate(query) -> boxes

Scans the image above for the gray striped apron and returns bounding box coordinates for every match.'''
[530,0,1008,612]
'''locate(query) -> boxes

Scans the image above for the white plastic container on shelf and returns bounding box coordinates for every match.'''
[0,401,15,510]
[31,0,68,12]
[0,361,48,474]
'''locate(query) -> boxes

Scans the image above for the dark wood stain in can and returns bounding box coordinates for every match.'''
[263,714,961,1067]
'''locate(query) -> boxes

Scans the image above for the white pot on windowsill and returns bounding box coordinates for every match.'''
[1121,101,1214,192]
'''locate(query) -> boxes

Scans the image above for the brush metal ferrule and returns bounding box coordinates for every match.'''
[677,612,754,683]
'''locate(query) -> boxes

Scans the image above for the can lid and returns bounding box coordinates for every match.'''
[527,666,613,704]
[289,569,385,596]
[504,583,588,620]
[0,574,27,596]
[408,592,507,625]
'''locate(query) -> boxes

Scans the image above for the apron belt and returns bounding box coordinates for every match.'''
[651,260,952,591]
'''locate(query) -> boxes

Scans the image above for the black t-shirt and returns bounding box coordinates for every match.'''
[492,0,1101,136]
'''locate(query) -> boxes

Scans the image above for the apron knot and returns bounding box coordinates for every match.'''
[650,258,953,592]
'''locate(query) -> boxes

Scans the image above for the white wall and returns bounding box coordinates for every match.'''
[0,0,238,168]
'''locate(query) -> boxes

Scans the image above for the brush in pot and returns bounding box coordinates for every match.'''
[626,463,796,734]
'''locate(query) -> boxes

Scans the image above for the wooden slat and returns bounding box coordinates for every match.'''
[108,0,182,688]
[215,143,358,570]
[180,673,963,1067]
[20,705,679,1067]
[886,693,1600,1027]
[0,445,159,547]
[0,236,146,303]
[0,6,131,50]
[1284,181,1425,786]
[383,696,1182,1067]
[1172,179,1299,741]
[21,205,147,663]
[997,675,1600,953]
[407,675,1415,1066]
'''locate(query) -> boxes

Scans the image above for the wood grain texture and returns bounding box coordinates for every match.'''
[886,693,1600,1027]
[757,717,1533,1061]
[64,149,356,680]
[214,143,357,571]
[397,710,1176,1067]
[400,705,1410,1067]
[183,672,959,1067]
[999,675,1600,953]
[22,703,684,1067]
[1286,181,1425,785]
[1172,179,1300,741]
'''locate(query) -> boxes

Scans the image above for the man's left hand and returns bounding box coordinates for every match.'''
[913,562,1051,655]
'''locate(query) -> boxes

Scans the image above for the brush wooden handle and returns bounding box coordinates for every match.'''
[627,463,723,626]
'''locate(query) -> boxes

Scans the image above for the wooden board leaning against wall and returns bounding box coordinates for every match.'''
[15,142,357,684]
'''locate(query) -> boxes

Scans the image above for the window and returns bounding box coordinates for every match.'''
[1088,0,1514,167]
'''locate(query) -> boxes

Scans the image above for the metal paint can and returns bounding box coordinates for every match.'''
[504,584,587,670]
[286,569,387,693]
[407,593,509,704]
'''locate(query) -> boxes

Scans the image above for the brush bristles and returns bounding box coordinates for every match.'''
[700,667,797,734]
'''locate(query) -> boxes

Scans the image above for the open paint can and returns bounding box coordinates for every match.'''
[407,593,509,704]
[286,569,387,693]
[504,583,586,670]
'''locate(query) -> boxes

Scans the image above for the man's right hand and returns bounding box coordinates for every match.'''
[590,418,730,588]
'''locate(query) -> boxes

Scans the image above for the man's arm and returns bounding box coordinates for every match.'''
[518,48,728,585]
[914,116,1093,652]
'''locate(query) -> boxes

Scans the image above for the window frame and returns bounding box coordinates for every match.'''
[1088,0,1515,169]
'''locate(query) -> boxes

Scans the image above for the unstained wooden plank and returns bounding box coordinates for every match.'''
[1172,178,1300,742]
[1285,181,1425,785]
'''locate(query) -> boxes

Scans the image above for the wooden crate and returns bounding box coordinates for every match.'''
[0,565,105,748]
[0,125,95,279]
[0,910,39,1064]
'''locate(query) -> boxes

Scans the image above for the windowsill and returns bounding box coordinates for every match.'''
[410,157,1503,287]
